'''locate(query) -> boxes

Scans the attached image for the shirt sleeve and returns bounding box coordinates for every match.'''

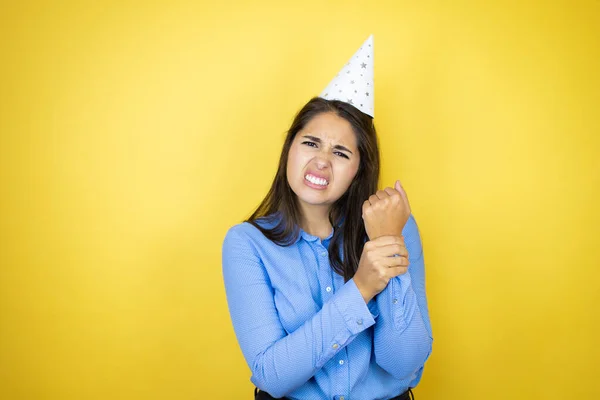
[222,225,376,398]
[373,214,433,380]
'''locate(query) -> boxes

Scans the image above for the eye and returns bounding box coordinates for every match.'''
[301,141,317,148]
[334,151,349,159]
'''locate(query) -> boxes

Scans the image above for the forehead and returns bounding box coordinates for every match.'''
[300,112,357,148]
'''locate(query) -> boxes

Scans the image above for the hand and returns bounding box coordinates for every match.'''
[353,235,410,303]
[362,180,411,240]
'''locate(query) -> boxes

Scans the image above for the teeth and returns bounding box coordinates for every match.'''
[305,174,328,186]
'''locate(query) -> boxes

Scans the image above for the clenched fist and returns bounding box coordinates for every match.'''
[362,180,411,240]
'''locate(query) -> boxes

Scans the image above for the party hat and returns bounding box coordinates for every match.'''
[319,35,374,118]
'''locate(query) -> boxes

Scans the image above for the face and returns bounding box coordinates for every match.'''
[286,112,361,213]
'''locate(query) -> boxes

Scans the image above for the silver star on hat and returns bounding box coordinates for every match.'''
[319,35,374,117]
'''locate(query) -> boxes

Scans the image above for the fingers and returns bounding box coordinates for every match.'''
[379,242,408,258]
[369,192,391,205]
[369,235,405,247]
[374,189,390,200]
[369,188,400,204]
[366,240,408,257]
[363,237,409,265]
[384,254,410,268]
[387,265,409,278]
[362,199,369,216]
[383,187,398,197]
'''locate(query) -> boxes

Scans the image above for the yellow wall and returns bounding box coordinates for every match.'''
[1,1,599,399]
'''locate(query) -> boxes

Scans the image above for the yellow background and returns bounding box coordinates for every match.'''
[1,1,599,399]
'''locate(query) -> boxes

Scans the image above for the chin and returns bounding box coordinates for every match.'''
[298,194,327,206]
[294,189,326,205]
[301,191,343,206]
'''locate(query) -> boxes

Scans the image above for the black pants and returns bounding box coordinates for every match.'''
[254,387,414,400]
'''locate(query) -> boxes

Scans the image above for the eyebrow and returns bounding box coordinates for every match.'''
[302,135,354,155]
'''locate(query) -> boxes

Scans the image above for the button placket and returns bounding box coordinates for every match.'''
[315,244,333,298]
[332,349,348,400]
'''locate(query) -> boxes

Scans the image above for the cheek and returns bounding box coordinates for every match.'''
[286,146,305,177]
[335,161,360,186]
[288,148,310,168]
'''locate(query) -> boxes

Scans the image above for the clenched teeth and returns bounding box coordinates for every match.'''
[305,174,329,186]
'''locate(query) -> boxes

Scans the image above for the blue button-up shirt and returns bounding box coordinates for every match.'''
[222,213,432,400]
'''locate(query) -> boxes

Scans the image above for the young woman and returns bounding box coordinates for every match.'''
[222,95,433,399]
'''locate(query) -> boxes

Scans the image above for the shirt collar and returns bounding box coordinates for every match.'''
[296,227,334,244]
[262,211,342,244]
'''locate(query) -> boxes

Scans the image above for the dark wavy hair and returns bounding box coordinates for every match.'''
[246,97,380,281]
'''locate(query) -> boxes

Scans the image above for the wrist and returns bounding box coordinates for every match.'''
[353,278,374,304]
[366,230,402,241]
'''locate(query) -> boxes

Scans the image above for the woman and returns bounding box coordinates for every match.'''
[222,37,432,400]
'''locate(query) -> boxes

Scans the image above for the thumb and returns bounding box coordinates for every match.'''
[394,180,402,192]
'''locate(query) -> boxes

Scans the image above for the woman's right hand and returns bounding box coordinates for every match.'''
[353,235,410,303]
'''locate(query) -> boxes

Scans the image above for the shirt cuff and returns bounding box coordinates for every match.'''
[391,272,414,331]
[331,278,377,335]
[367,298,380,319]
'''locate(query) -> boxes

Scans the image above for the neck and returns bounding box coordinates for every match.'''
[299,204,333,239]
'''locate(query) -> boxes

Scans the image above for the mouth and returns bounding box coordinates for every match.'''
[304,173,329,189]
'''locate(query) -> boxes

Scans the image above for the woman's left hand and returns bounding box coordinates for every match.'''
[362,180,411,240]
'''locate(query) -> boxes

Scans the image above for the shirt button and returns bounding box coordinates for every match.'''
[332,343,339,349]
[320,251,328,256]
[326,286,332,292]
[393,298,398,304]
[340,397,345,400]
[357,318,363,325]
[339,360,344,365]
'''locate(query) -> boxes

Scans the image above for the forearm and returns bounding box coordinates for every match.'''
[231,279,375,398]
[372,214,433,379]
[373,272,433,379]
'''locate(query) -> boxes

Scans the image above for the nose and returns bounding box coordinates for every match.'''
[314,153,332,170]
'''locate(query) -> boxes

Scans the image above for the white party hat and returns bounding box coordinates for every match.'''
[319,35,374,118]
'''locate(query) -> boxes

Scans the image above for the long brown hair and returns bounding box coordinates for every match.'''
[246,97,380,281]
